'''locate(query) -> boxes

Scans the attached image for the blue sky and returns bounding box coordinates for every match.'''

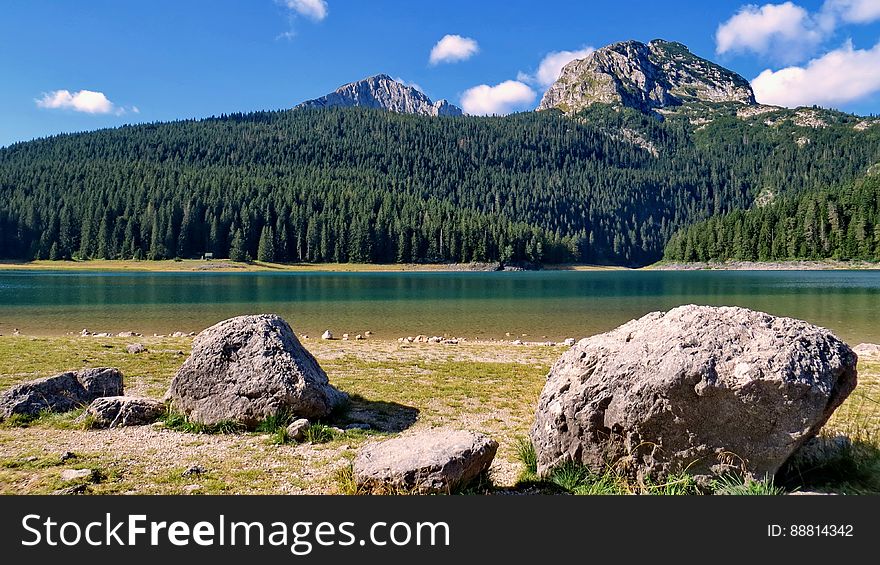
[2,0,880,147]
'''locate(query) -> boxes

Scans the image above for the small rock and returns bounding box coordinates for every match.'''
[321,330,333,340]
[59,451,77,463]
[182,465,207,477]
[117,332,134,338]
[301,334,309,339]
[126,343,146,354]
[342,333,350,341]
[183,484,202,494]
[84,396,166,428]
[80,329,91,336]
[286,418,310,442]
[397,337,404,343]
[365,331,372,337]
[512,340,523,346]
[354,429,498,494]
[563,338,576,346]
[60,469,94,482]
[355,334,364,340]
[405,337,414,343]
[171,331,186,338]
[94,332,113,338]
[441,339,459,345]
[24,456,39,463]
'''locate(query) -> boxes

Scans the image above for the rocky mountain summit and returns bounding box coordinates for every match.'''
[297,74,463,117]
[538,39,756,115]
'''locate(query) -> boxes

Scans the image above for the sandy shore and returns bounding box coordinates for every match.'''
[648,260,880,271]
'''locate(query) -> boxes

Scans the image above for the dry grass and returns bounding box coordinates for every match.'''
[0,335,877,494]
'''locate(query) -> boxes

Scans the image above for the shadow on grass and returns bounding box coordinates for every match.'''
[337,393,419,433]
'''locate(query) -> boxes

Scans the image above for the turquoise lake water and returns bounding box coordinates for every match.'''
[0,270,879,343]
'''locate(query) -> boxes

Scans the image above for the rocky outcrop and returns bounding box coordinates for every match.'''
[297,75,463,117]
[530,305,857,480]
[166,315,347,428]
[85,396,166,428]
[538,40,756,115]
[0,368,124,419]
[353,429,498,493]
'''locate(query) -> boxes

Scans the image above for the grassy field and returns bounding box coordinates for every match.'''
[0,335,877,495]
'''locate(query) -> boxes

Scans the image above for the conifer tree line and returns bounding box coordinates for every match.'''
[0,105,877,266]
[664,175,880,262]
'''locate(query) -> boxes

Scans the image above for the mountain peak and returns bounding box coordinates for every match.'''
[297,75,463,117]
[538,39,756,115]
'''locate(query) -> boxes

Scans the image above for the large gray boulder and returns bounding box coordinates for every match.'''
[530,305,857,480]
[353,429,498,494]
[85,396,166,428]
[166,315,347,428]
[0,368,124,419]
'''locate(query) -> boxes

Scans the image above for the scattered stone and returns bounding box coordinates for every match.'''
[166,315,347,427]
[355,334,364,340]
[405,337,414,343]
[286,418,310,442]
[563,338,576,347]
[85,396,166,428]
[512,340,523,346]
[354,429,498,494]
[60,469,95,482]
[345,423,371,431]
[80,329,91,336]
[397,337,404,343]
[365,331,372,337]
[12,329,21,336]
[342,333,350,341]
[126,343,146,354]
[183,484,202,494]
[531,305,858,481]
[301,334,309,339]
[0,367,124,419]
[441,339,459,345]
[182,465,207,477]
[321,330,333,340]
[171,331,187,338]
[94,332,113,338]
[117,331,134,338]
[24,456,39,463]
[59,451,77,463]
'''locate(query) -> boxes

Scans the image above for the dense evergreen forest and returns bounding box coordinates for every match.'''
[663,173,880,262]
[1,105,878,266]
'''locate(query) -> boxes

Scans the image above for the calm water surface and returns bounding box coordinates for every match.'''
[0,270,879,343]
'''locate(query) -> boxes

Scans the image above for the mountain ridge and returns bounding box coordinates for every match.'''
[297,74,463,117]
[538,39,756,115]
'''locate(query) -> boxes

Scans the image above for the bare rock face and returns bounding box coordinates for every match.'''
[354,429,498,494]
[166,315,347,428]
[0,368,123,419]
[530,305,857,480]
[538,39,756,115]
[297,74,463,117]
[85,396,166,428]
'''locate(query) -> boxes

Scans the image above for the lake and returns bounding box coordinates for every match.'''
[1,270,879,343]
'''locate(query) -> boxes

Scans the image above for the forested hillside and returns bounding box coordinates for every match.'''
[663,173,880,262]
[1,105,878,266]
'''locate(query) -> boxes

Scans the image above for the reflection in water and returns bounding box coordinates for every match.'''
[0,270,878,343]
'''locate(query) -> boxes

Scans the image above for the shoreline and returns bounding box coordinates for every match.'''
[0,259,626,273]
[2,258,879,273]
[647,260,880,271]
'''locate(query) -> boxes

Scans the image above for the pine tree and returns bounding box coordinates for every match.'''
[257,226,276,262]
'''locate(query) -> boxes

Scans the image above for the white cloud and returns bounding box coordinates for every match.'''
[35,89,121,114]
[523,47,595,88]
[823,0,880,23]
[752,39,880,107]
[460,80,536,115]
[716,2,824,62]
[429,34,479,65]
[280,0,327,21]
